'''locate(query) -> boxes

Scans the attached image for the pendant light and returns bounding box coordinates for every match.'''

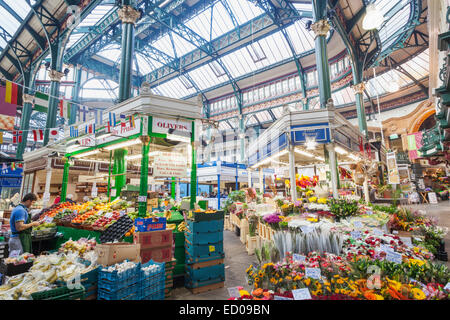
[362,4,384,30]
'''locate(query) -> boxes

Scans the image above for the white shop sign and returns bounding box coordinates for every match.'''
[80,135,96,147]
[152,117,192,135]
[97,119,141,144]
[153,152,188,177]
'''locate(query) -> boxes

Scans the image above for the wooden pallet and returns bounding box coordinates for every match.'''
[187,258,224,270]
[188,281,224,294]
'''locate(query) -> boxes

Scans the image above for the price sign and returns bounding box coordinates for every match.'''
[10,250,20,258]
[305,267,321,279]
[209,245,215,252]
[300,225,313,234]
[91,187,98,197]
[138,195,147,203]
[366,210,373,215]
[372,228,383,236]
[392,230,399,234]
[400,237,413,247]
[274,295,294,300]
[292,288,312,300]
[43,192,50,204]
[111,189,116,197]
[127,208,135,213]
[227,287,241,298]
[353,221,363,229]
[379,244,393,253]
[350,231,361,239]
[293,254,306,262]
[43,216,54,223]
[386,251,403,264]
[444,283,450,291]
[104,212,113,219]
[428,192,438,204]
[418,179,425,190]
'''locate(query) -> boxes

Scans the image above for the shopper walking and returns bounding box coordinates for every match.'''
[9,193,42,256]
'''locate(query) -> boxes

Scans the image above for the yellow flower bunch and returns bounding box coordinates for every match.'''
[317,197,327,204]
[307,217,318,222]
[305,190,314,197]
[411,288,426,300]
[408,259,425,267]
[308,196,318,203]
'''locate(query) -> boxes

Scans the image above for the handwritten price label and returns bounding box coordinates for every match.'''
[386,251,402,264]
[300,225,313,234]
[227,287,241,298]
[292,288,312,300]
[138,196,147,203]
[209,245,215,252]
[305,267,321,279]
[444,283,450,291]
[104,212,113,219]
[350,231,361,239]
[353,221,363,229]
[372,228,383,236]
[293,254,306,262]
[379,244,393,253]
[44,216,54,223]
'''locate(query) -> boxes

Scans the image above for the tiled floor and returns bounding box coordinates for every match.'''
[168,230,256,300]
[169,202,450,299]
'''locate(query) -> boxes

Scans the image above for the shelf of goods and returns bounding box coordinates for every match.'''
[184,210,225,294]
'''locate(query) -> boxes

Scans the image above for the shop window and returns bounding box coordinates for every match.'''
[282,79,288,93]
[295,76,301,89]
[270,83,276,96]
[264,86,270,99]
[276,82,282,95]
[389,136,404,152]
[288,77,295,91]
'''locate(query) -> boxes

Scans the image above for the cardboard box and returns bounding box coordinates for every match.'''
[134,230,173,250]
[94,243,141,266]
[140,245,172,264]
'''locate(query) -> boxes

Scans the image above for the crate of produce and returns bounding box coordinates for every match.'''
[99,274,139,292]
[134,217,166,232]
[83,283,97,300]
[186,219,224,233]
[184,229,223,245]
[0,261,34,277]
[187,210,224,222]
[95,243,141,266]
[139,280,165,299]
[185,250,225,264]
[185,239,223,258]
[98,283,138,300]
[134,229,173,249]
[31,286,85,300]
[139,260,165,287]
[99,215,134,243]
[98,261,139,283]
[186,263,225,283]
[140,245,172,264]
[165,258,176,269]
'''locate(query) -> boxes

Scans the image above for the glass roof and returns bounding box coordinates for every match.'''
[0,0,31,50]
[375,0,412,50]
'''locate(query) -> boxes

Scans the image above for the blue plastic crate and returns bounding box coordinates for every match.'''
[185,229,223,245]
[184,276,224,289]
[141,289,164,300]
[134,217,166,232]
[97,282,138,300]
[186,220,223,233]
[185,264,225,282]
[98,262,139,283]
[139,260,165,281]
[98,275,138,292]
[185,239,223,257]
[185,251,225,264]
[139,281,164,299]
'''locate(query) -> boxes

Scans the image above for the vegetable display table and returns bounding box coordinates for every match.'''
[55,226,133,249]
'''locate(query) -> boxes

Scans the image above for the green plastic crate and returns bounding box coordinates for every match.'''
[173,264,185,276]
[31,286,85,300]
[173,231,185,247]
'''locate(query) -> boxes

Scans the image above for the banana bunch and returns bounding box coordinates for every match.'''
[164,211,172,220]
[177,221,187,232]
[166,223,176,230]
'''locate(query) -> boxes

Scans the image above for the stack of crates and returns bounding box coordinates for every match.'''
[155,211,186,277]
[97,262,139,300]
[164,258,176,298]
[184,210,225,294]
[138,260,165,300]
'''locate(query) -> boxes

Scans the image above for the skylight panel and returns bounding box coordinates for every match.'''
[226,0,264,25]
[185,7,212,40]
[152,34,175,57]
[171,32,197,57]
[0,6,20,35]
[209,60,227,77]
[285,21,316,54]
[211,2,235,37]
[246,42,266,63]
[4,0,31,20]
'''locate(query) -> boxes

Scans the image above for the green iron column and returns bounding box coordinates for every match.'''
[61,158,70,202]
[311,0,332,108]
[70,64,82,125]
[112,148,128,200]
[352,82,369,138]
[118,2,141,102]
[138,135,150,217]
[190,121,197,209]
[171,177,176,200]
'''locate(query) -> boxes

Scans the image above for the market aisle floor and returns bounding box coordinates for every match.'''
[168,230,256,300]
[404,201,450,268]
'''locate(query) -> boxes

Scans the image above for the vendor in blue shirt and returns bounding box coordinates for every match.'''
[9,193,42,256]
